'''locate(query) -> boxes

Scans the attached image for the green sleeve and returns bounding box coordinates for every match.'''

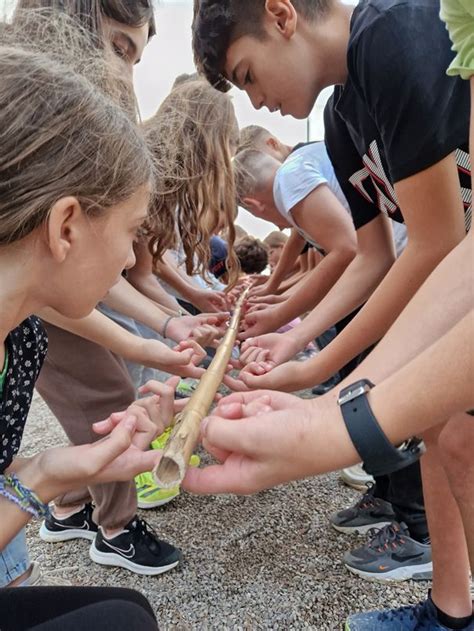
[440,0,474,79]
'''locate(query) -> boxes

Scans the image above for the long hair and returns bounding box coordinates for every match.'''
[144,79,241,286]
[0,45,153,245]
[14,0,155,40]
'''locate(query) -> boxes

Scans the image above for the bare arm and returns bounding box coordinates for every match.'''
[287,214,396,346]
[102,277,170,332]
[305,152,467,382]
[241,185,357,338]
[127,240,185,314]
[183,307,474,496]
[252,229,305,297]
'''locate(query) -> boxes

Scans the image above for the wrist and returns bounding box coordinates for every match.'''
[12,456,55,505]
[162,315,176,339]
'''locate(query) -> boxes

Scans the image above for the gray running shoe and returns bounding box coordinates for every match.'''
[329,485,395,534]
[344,522,432,582]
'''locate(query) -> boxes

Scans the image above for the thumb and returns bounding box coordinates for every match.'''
[201,415,253,455]
[89,416,137,469]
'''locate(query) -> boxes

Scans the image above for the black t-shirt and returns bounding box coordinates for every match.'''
[324,0,471,230]
[0,317,48,473]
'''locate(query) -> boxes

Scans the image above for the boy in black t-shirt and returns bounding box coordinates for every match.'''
[193,1,473,628]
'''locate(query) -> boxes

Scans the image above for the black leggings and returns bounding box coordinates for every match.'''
[0,586,158,631]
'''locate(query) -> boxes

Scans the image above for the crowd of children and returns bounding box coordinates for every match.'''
[0,0,472,629]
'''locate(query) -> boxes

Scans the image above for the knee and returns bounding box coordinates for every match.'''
[438,414,474,483]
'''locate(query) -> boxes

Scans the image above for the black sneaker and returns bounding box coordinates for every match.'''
[329,484,396,534]
[39,503,98,542]
[89,517,181,575]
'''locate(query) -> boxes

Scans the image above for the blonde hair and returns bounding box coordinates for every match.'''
[144,79,241,285]
[238,124,272,153]
[0,45,153,245]
[233,148,280,202]
[263,231,288,249]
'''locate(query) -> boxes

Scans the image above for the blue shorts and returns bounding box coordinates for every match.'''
[0,528,30,587]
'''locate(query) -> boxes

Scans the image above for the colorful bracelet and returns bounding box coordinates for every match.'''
[0,474,50,519]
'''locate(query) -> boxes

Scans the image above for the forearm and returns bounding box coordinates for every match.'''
[303,239,464,383]
[103,277,170,334]
[269,231,306,291]
[304,310,473,477]
[40,307,158,363]
[368,311,474,442]
[127,271,183,314]
[293,249,393,346]
[270,250,354,329]
[332,233,474,390]
[155,259,197,303]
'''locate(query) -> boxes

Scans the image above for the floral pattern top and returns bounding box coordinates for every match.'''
[0,317,48,474]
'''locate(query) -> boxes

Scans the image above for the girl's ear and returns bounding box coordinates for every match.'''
[264,0,297,39]
[46,196,83,263]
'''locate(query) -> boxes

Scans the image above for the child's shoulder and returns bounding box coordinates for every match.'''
[8,316,48,365]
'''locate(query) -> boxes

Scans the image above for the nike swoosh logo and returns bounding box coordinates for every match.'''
[54,520,89,530]
[392,552,425,563]
[103,540,136,559]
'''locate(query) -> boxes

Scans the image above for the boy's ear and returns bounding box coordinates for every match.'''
[266,137,280,152]
[264,0,297,39]
[46,196,84,263]
[242,196,266,217]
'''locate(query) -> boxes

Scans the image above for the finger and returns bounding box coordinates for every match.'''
[240,370,276,390]
[173,397,190,413]
[182,463,237,494]
[201,436,231,463]
[222,373,251,392]
[216,397,273,418]
[241,361,267,376]
[89,416,137,468]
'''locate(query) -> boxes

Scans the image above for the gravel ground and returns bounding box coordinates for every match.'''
[21,391,429,630]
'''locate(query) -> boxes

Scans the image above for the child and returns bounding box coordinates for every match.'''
[8,0,184,579]
[0,40,172,626]
[234,144,358,338]
[192,0,473,627]
[235,236,269,275]
[263,231,288,272]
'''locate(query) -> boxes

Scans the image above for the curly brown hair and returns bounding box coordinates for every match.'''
[235,236,268,274]
[143,79,241,286]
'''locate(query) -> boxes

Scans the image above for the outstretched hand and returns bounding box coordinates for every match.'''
[182,391,317,495]
[18,416,166,505]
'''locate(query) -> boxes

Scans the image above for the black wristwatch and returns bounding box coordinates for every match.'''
[337,379,425,477]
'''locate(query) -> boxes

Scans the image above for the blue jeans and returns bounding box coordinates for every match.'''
[0,528,30,587]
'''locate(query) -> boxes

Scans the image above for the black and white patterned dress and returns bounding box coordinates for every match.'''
[0,317,48,474]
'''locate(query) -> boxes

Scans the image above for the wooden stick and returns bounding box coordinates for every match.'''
[153,287,250,487]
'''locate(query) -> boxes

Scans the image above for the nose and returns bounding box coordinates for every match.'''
[247,86,264,111]
[124,246,137,271]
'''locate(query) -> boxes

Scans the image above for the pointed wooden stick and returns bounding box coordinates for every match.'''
[153,287,250,488]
